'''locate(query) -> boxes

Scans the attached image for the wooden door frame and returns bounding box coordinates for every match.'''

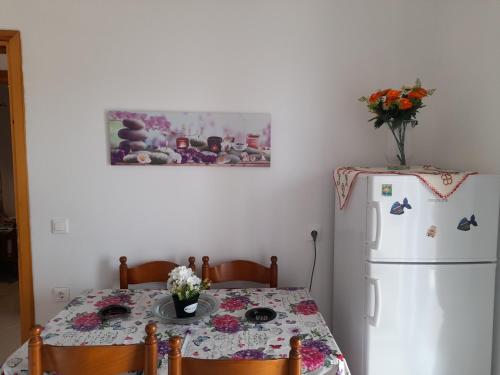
[0,30,34,341]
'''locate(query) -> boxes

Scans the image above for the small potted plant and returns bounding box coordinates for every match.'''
[359,78,435,168]
[167,266,210,318]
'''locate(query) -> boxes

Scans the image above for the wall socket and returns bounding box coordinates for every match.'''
[310,226,320,241]
[53,287,70,302]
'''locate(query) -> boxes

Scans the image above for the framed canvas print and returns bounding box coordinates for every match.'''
[108,110,271,167]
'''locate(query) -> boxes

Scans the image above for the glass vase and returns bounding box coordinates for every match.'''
[385,119,416,169]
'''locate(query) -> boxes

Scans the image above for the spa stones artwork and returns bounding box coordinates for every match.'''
[108,111,271,167]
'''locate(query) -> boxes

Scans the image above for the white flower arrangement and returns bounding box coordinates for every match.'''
[167,266,210,300]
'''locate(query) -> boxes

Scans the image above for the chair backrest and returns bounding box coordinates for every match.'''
[120,256,196,289]
[29,322,158,375]
[168,336,301,375]
[202,256,278,288]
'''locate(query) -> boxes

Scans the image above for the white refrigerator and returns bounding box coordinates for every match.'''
[333,174,500,375]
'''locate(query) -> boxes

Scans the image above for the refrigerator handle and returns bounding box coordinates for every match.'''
[366,201,381,251]
[367,277,381,326]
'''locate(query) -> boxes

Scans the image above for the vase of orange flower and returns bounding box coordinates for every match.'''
[359,79,435,168]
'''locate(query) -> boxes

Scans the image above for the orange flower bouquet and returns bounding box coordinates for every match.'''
[359,79,435,166]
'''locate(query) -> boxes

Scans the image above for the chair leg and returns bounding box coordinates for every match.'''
[188,256,196,272]
[289,336,302,375]
[28,325,43,375]
[144,323,158,375]
[119,256,129,289]
[270,256,278,288]
[202,256,210,286]
[169,336,182,375]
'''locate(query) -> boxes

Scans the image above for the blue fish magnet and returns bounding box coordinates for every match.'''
[457,214,478,231]
[390,198,412,215]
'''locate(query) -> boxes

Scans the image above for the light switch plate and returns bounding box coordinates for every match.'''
[51,218,69,234]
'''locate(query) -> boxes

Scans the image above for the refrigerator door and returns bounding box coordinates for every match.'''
[364,262,496,375]
[366,175,500,262]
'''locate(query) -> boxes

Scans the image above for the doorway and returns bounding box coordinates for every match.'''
[0,31,34,354]
[0,45,20,361]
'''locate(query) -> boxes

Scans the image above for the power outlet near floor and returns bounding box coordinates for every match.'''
[310,226,320,242]
[53,287,70,302]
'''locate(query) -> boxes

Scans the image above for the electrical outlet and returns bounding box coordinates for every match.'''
[53,287,70,302]
[310,226,320,241]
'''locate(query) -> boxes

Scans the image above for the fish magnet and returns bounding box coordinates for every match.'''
[457,214,478,231]
[390,198,412,215]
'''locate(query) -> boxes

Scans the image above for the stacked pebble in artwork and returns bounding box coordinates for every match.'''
[116,119,170,165]
[118,119,148,153]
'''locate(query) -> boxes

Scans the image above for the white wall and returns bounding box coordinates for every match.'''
[431,1,500,373]
[0,0,438,328]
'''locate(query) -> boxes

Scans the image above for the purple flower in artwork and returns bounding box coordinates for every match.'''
[108,111,171,132]
[111,149,125,165]
[302,339,332,355]
[177,148,217,164]
[232,349,265,360]
[71,312,101,331]
[158,340,170,357]
[262,122,271,148]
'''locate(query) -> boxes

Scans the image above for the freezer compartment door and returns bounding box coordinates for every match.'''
[366,175,500,262]
[364,262,495,375]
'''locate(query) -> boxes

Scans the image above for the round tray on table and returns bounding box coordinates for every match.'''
[152,294,219,324]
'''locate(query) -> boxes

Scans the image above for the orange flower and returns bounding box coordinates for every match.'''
[408,87,428,100]
[398,98,413,110]
[386,89,401,101]
[369,91,382,104]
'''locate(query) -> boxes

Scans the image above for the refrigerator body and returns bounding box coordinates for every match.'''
[333,174,500,375]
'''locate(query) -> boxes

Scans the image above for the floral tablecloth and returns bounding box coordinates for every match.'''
[1,288,349,375]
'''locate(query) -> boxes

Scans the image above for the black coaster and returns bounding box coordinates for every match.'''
[97,304,131,320]
[245,307,277,323]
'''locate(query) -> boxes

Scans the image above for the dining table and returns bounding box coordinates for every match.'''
[1,287,350,375]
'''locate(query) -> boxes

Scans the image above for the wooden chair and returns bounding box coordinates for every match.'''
[202,256,278,288]
[29,322,158,375]
[168,335,301,375]
[120,256,196,289]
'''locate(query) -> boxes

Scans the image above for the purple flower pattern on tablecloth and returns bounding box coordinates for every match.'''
[158,340,170,357]
[210,314,242,333]
[1,288,350,375]
[94,293,133,308]
[302,339,333,355]
[71,312,101,331]
[220,296,251,311]
[301,346,326,372]
[291,300,318,315]
[232,348,266,360]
